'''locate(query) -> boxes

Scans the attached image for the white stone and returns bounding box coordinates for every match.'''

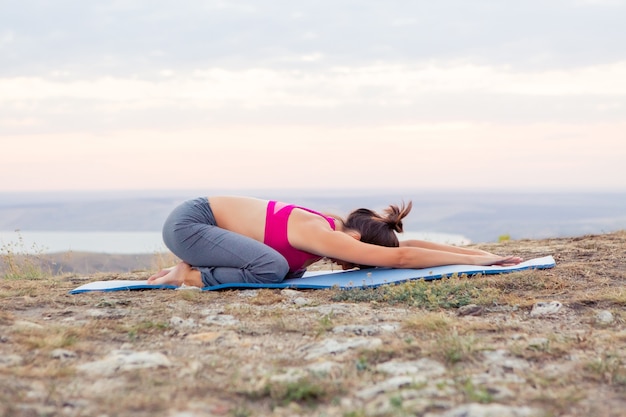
[12,320,44,330]
[596,310,614,324]
[51,349,77,360]
[356,376,418,400]
[375,358,446,377]
[0,354,23,367]
[293,297,309,306]
[301,337,382,360]
[77,350,172,376]
[333,323,400,336]
[203,315,239,326]
[428,403,542,417]
[530,301,562,316]
[170,316,197,329]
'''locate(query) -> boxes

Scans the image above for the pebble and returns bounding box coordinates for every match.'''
[280,289,302,297]
[530,301,562,317]
[293,297,309,306]
[457,304,484,316]
[0,354,23,367]
[357,376,417,400]
[333,323,400,336]
[301,337,382,360]
[170,316,197,329]
[51,349,77,360]
[203,314,240,326]
[596,310,614,325]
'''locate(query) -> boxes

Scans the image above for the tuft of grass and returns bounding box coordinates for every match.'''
[316,311,335,335]
[11,325,81,351]
[459,379,494,403]
[332,275,499,310]
[435,330,480,365]
[584,352,626,386]
[1,230,51,280]
[125,320,169,341]
[402,311,453,333]
[264,377,340,408]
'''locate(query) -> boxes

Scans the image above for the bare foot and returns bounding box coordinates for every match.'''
[147,262,202,287]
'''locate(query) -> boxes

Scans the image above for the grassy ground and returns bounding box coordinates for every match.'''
[1,231,625,417]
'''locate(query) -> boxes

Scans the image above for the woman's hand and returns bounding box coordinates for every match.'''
[473,255,523,266]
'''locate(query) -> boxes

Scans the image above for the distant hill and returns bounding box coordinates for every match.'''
[1,189,625,243]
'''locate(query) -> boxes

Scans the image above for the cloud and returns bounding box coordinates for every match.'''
[2,0,625,77]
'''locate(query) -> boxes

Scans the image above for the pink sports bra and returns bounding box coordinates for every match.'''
[264,200,336,274]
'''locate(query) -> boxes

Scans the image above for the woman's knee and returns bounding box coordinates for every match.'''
[249,252,289,284]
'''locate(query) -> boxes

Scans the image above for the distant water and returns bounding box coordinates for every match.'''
[0,230,470,255]
[1,189,624,249]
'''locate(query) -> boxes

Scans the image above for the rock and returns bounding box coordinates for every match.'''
[357,376,417,400]
[0,354,23,367]
[306,361,342,376]
[51,349,77,360]
[427,403,542,417]
[301,337,382,360]
[457,304,484,316]
[269,368,308,383]
[77,350,172,376]
[12,320,44,330]
[530,301,562,317]
[170,316,197,329]
[280,289,302,297]
[186,332,223,343]
[238,290,258,297]
[476,350,530,384]
[293,296,309,306]
[299,303,355,316]
[333,323,400,336]
[203,314,239,326]
[85,308,128,319]
[376,358,446,377]
[596,310,614,325]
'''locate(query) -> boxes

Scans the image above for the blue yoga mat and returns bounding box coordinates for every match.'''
[69,256,555,294]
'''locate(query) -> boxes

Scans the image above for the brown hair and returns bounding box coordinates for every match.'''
[344,200,413,253]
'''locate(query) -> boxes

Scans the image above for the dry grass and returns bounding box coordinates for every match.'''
[1,231,626,417]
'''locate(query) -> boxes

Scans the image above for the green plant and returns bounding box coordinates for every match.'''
[316,311,335,334]
[460,379,494,403]
[585,353,626,386]
[332,276,497,310]
[267,378,328,407]
[498,234,511,242]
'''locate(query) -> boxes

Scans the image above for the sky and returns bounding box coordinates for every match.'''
[1,0,625,192]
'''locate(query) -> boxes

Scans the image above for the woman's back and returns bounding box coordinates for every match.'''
[208,196,268,242]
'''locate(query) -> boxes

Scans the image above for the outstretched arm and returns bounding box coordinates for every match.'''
[302,228,523,269]
[399,239,495,256]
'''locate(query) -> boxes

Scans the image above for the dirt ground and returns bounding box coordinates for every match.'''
[1,231,625,417]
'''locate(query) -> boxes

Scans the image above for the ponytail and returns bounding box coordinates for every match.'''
[344,200,413,248]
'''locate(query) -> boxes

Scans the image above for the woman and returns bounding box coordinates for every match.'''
[148,196,522,287]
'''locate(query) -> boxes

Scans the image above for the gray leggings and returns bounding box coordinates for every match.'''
[162,197,289,286]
